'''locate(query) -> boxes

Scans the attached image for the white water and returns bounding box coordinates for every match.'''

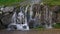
[7,5,29,31]
[30,4,33,20]
[11,12,17,23]
[16,5,29,30]
[17,11,24,24]
[24,5,29,30]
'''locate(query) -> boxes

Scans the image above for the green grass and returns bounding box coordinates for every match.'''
[43,0,60,5]
[0,0,25,6]
[0,0,60,6]
[53,23,60,28]
[31,26,44,30]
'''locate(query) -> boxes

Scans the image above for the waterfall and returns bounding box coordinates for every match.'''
[30,4,33,20]
[7,6,29,30]
[16,5,29,30]
[44,5,53,29]
[7,12,17,30]
[11,12,17,23]
[24,5,29,30]
[17,11,24,24]
[29,0,41,19]
[48,10,53,28]
[28,0,42,28]
[44,6,49,28]
[6,0,42,30]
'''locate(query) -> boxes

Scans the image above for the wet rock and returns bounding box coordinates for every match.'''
[0,7,14,12]
[1,12,13,25]
[50,6,60,12]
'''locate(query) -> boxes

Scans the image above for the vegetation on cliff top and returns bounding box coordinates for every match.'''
[0,0,25,6]
[0,0,60,5]
[43,0,60,5]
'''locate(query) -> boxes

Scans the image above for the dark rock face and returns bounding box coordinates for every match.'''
[50,6,60,23]
[1,13,13,25]
[0,6,15,29]
[29,20,35,28]
[51,6,60,12]
[0,12,13,29]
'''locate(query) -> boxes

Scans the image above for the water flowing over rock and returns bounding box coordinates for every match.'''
[43,5,53,29]
[11,12,17,23]
[0,0,55,30]
[7,5,29,31]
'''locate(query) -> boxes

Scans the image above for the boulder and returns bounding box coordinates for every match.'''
[0,7,14,12]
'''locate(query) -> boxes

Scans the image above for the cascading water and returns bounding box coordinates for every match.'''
[24,5,29,30]
[16,5,29,30]
[7,0,42,30]
[17,11,24,24]
[29,0,42,19]
[7,12,17,30]
[11,12,17,23]
[28,0,42,28]
[30,4,33,20]
[44,5,53,29]
[48,10,53,28]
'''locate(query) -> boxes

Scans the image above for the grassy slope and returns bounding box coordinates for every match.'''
[0,0,25,6]
[0,0,60,6]
[43,0,60,5]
